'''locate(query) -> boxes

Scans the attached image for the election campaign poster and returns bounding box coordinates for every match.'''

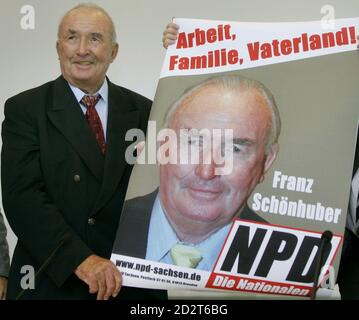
[111,17,359,298]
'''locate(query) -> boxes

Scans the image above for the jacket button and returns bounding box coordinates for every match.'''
[88,218,96,225]
[73,175,81,183]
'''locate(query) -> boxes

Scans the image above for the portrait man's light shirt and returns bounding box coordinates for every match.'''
[69,80,109,141]
[145,194,231,271]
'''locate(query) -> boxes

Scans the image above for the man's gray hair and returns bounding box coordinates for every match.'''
[164,75,281,153]
[57,3,118,44]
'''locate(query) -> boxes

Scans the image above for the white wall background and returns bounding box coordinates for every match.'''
[0,0,358,298]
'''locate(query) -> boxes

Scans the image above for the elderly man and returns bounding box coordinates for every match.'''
[1,3,165,300]
[113,74,280,271]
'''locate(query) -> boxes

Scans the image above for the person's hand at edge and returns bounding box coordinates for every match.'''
[74,255,122,300]
[163,20,179,49]
[0,276,7,300]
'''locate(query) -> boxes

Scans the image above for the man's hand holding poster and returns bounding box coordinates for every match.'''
[111,18,359,298]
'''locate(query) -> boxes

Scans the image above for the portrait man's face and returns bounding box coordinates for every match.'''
[159,85,278,242]
[56,8,118,92]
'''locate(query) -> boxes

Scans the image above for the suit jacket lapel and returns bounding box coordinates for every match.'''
[47,76,104,182]
[91,80,140,216]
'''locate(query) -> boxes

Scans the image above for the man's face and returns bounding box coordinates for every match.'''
[159,86,278,243]
[56,8,118,93]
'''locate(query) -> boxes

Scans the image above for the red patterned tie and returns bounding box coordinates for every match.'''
[81,94,106,154]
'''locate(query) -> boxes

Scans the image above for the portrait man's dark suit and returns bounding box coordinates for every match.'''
[113,189,266,260]
[1,75,159,299]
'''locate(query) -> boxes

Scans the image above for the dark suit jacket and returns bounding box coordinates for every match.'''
[1,75,162,299]
[113,190,266,260]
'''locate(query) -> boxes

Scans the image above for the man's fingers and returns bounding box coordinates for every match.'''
[163,38,177,49]
[96,275,106,300]
[112,269,122,298]
[104,269,116,300]
[163,28,179,39]
[167,22,179,31]
[88,278,99,294]
[163,27,179,37]
[162,32,177,44]
[163,32,178,40]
